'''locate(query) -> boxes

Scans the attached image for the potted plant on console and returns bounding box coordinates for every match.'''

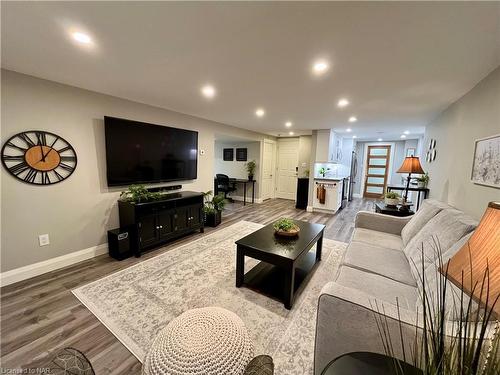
[416,172,430,188]
[203,191,227,227]
[245,160,256,181]
[120,184,162,203]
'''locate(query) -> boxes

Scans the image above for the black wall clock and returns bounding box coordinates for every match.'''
[1,130,77,185]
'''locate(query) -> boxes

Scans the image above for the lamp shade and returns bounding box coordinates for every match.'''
[397,156,425,174]
[443,202,500,315]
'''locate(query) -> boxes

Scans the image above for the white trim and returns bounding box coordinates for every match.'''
[353,193,362,198]
[229,195,263,204]
[306,205,314,212]
[0,243,108,287]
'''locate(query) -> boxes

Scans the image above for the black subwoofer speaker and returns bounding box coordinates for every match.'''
[108,228,133,260]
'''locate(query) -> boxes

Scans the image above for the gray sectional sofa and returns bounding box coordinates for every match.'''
[314,199,479,374]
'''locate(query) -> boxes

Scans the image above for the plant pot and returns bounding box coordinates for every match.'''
[385,197,400,207]
[204,210,222,227]
[248,175,254,181]
[274,225,300,237]
[417,181,427,188]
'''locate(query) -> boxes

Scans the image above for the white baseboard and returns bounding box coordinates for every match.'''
[229,195,263,204]
[0,243,108,287]
[353,193,362,198]
[306,205,314,212]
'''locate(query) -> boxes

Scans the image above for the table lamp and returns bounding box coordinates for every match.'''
[396,156,425,207]
[444,201,500,316]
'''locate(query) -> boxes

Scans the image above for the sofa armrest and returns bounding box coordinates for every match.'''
[314,282,419,375]
[355,211,412,235]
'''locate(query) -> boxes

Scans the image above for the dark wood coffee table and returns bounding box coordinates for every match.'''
[235,220,325,309]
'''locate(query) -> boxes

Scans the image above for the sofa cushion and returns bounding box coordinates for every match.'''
[404,208,477,280]
[401,199,449,246]
[343,241,416,286]
[351,228,404,251]
[335,265,419,311]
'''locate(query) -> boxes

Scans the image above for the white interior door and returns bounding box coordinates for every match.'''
[276,138,299,200]
[261,140,276,200]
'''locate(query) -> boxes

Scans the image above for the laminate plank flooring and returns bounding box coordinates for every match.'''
[0,197,375,374]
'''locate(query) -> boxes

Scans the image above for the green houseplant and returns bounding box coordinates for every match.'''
[203,191,227,227]
[120,185,162,203]
[246,160,256,181]
[384,191,401,207]
[416,173,430,188]
[273,218,300,237]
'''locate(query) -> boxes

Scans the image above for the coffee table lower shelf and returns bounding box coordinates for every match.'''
[239,250,319,308]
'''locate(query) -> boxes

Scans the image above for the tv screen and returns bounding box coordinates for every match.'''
[104,116,198,186]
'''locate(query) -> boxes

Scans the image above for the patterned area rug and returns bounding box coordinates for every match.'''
[73,221,347,374]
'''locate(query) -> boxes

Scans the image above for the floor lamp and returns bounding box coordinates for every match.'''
[396,156,425,209]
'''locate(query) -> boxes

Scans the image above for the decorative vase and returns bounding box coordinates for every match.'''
[385,197,400,207]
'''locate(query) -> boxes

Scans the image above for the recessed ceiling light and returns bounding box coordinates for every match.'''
[346,128,352,132]
[71,31,92,45]
[285,121,293,128]
[312,60,329,75]
[337,99,349,108]
[404,130,410,135]
[289,131,294,136]
[348,116,357,123]
[201,85,216,98]
[352,135,357,139]
[255,108,265,117]
[400,134,407,139]
[377,138,383,142]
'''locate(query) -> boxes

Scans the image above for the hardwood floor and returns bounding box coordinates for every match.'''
[0,197,375,374]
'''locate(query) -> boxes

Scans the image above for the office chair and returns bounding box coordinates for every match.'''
[215,174,237,201]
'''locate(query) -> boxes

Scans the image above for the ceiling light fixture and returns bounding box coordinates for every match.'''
[71,31,92,45]
[285,121,292,128]
[348,116,357,122]
[377,138,383,142]
[201,85,216,98]
[346,128,352,132]
[337,98,349,108]
[289,131,294,136]
[255,108,265,117]
[404,130,410,135]
[353,135,357,139]
[312,60,329,75]
[400,134,407,139]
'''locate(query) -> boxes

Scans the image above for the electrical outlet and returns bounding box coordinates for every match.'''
[39,234,50,246]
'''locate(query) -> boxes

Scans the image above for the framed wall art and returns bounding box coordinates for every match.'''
[471,134,500,188]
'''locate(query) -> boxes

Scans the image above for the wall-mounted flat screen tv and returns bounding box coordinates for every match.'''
[104,116,198,186]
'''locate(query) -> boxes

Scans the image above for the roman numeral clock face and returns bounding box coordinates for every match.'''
[1,131,77,185]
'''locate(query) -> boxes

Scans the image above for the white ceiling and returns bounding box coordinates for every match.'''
[2,2,499,139]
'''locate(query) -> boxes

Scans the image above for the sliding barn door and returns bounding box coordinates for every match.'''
[363,145,391,198]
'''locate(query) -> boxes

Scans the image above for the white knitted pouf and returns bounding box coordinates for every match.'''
[142,307,254,375]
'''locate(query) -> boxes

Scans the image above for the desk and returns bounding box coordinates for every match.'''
[387,185,429,211]
[214,178,256,206]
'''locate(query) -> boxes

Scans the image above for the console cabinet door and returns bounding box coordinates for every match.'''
[188,205,202,227]
[158,210,174,239]
[138,214,159,248]
[174,207,189,231]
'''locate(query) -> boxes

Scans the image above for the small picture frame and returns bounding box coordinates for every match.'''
[236,148,248,161]
[406,148,416,157]
[223,148,234,161]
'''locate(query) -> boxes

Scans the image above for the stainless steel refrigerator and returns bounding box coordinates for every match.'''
[348,150,357,201]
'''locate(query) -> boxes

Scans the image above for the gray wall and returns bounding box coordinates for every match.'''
[1,70,272,272]
[423,66,500,220]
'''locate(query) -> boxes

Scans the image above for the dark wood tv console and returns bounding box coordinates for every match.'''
[118,191,204,257]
